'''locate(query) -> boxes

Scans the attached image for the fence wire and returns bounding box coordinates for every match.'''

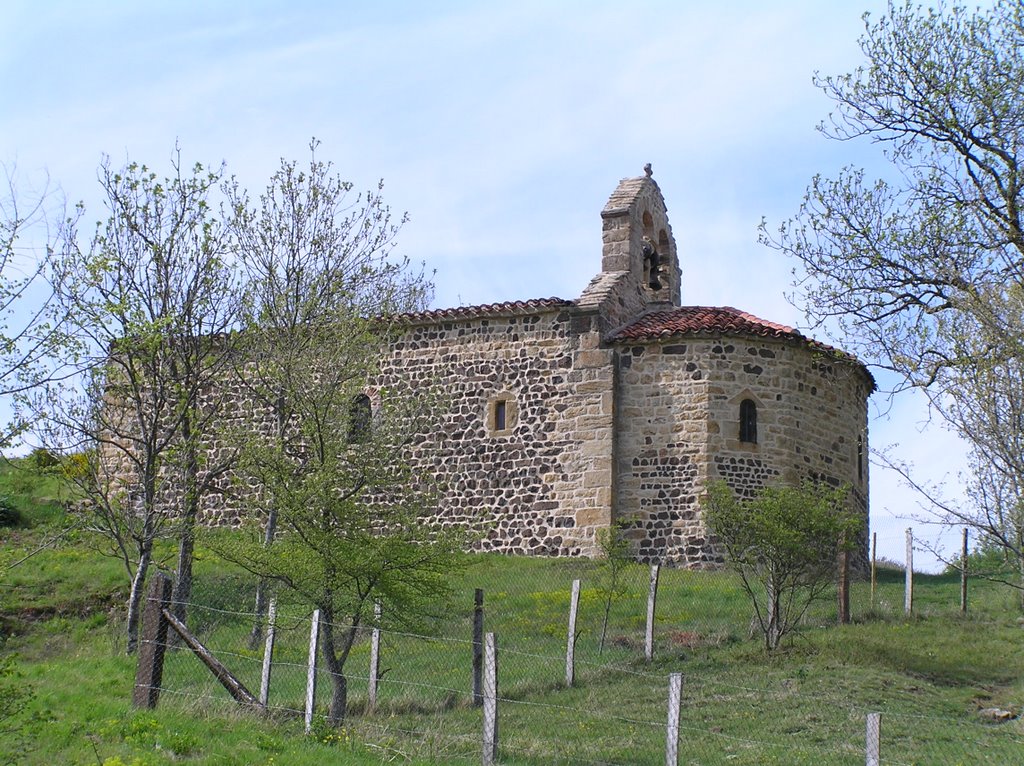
[133,528,1024,765]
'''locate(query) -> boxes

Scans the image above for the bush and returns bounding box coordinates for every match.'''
[0,495,22,528]
[61,451,92,482]
[30,448,60,470]
[702,480,859,651]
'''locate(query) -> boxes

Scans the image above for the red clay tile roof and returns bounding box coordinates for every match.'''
[399,297,574,323]
[609,306,803,342]
[611,305,875,388]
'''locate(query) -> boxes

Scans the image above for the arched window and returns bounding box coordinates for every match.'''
[348,394,372,444]
[739,399,757,444]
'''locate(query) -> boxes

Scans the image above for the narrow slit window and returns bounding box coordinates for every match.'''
[488,395,517,435]
[857,435,864,481]
[494,400,507,431]
[739,399,757,444]
[349,394,372,444]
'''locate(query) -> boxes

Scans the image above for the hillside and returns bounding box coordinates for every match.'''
[2,458,1023,764]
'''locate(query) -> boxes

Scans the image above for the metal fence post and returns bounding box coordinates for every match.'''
[368,601,382,712]
[961,527,969,614]
[866,712,881,766]
[482,632,498,765]
[646,564,660,662]
[904,529,914,615]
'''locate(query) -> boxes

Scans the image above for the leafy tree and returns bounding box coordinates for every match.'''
[223,142,432,648]
[702,481,858,651]
[215,146,461,725]
[763,0,1024,583]
[32,152,238,652]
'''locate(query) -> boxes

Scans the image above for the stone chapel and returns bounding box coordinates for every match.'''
[363,169,874,566]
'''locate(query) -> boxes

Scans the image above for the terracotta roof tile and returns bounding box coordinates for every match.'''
[399,297,574,324]
[612,305,875,389]
[608,306,802,343]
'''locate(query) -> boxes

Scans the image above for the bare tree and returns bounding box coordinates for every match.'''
[764,1,1024,585]
[877,285,1024,604]
[0,164,73,446]
[766,1,1024,391]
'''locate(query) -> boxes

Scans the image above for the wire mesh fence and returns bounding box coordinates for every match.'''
[131,527,1024,764]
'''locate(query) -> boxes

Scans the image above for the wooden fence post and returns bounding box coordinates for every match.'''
[645,564,660,663]
[132,572,173,709]
[368,601,381,712]
[961,527,969,614]
[665,672,682,766]
[865,712,881,766]
[259,599,277,709]
[482,632,498,766]
[566,578,581,687]
[473,588,484,706]
[904,529,914,616]
[162,608,260,707]
[304,609,321,734]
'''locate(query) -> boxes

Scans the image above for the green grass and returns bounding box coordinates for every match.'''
[2,467,1024,764]
[0,455,70,529]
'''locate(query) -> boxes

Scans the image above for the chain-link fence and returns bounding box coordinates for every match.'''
[135,530,1024,764]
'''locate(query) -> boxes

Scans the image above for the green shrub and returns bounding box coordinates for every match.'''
[61,451,92,481]
[30,447,60,470]
[0,495,22,527]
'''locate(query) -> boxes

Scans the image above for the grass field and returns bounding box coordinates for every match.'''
[2,458,1023,764]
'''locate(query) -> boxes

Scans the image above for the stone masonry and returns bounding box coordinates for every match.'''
[106,169,873,566]
[345,169,871,564]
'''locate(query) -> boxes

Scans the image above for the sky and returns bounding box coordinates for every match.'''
[2,0,973,571]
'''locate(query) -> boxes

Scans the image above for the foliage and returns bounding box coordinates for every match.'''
[0,653,34,761]
[214,143,461,726]
[0,496,20,528]
[222,140,428,651]
[60,451,91,483]
[28,448,57,471]
[31,149,238,653]
[0,457,68,528]
[594,520,631,655]
[702,480,859,650]
[764,0,1024,598]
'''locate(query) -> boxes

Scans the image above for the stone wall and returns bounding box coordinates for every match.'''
[613,333,871,566]
[371,302,615,557]
[580,174,680,336]
[613,342,711,565]
[94,171,872,568]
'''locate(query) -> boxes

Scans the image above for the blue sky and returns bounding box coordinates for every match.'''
[2,1,969,569]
